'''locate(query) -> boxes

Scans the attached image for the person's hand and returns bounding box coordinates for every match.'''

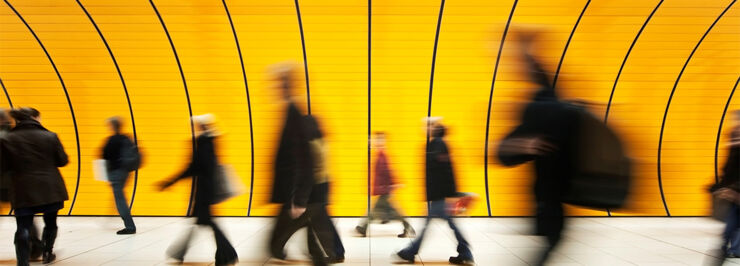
[715,188,740,203]
[291,205,306,219]
[157,180,172,191]
[500,137,556,156]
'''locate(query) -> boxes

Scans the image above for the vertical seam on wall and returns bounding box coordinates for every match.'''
[293,0,312,114]
[604,0,664,217]
[76,0,140,211]
[483,0,518,217]
[0,77,12,107]
[222,0,256,217]
[716,76,740,184]
[4,0,83,216]
[551,0,591,89]
[367,0,372,231]
[657,0,736,217]
[149,0,198,216]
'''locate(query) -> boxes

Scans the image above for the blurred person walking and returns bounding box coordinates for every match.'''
[101,116,138,235]
[355,132,415,238]
[710,110,740,264]
[1,108,12,208]
[497,35,581,266]
[158,114,238,266]
[1,108,69,265]
[267,63,339,265]
[395,123,474,265]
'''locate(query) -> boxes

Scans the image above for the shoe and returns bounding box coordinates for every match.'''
[381,220,390,224]
[449,256,474,265]
[327,256,345,264]
[393,250,415,264]
[116,228,136,235]
[41,227,58,264]
[398,228,416,238]
[355,226,367,237]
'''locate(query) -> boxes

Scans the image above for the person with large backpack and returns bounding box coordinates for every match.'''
[101,116,140,235]
[498,33,631,266]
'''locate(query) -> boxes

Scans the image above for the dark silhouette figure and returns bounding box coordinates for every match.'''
[101,116,137,234]
[2,108,69,265]
[396,123,474,265]
[159,114,238,266]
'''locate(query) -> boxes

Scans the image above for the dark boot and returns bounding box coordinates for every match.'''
[41,228,57,264]
[29,225,43,261]
[15,230,30,266]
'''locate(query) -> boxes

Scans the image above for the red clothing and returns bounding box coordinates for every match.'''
[372,150,394,196]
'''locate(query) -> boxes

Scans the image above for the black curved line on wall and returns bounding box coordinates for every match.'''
[425,0,446,144]
[716,76,740,184]
[367,0,372,219]
[483,0,518,217]
[76,0,140,210]
[0,77,12,107]
[4,0,83,216]
[222,0,257,217]
[657,0,736,217]
[605,0,664,122]
[603,0,664,217]
[551,0,591,89]
[149,0,197,216]
[293,0,312,114]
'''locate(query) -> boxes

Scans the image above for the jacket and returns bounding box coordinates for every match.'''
[102,134,135,172]
[271,102,314,207]
[425,138,457,201]
[0,120,69,209]
[372,150,395,196]
[168,133,217,223]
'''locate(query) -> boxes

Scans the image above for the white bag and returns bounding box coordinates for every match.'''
[93,159,109,182]
[212,164,245,204]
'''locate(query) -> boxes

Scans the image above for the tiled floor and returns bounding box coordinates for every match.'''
[0,217,737,265]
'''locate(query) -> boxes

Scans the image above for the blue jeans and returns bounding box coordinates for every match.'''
[402,200,472,259]
[109,170,135,230]
[724,204,740,255]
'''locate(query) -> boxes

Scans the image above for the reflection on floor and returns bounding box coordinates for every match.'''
[0,217,737,265]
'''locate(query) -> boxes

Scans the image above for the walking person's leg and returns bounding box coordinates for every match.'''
[441,202,473,264]
[28,220,43,260]
[41,210,59,264]
[535,201,564,266]
[306,204,336,263]
[356,197,383,236]
[14,214,34,266]
[110,171,136,234]
[269,204,308,260]
[382,195,415,237]
[397,201,439,262]
[210,221,238,266]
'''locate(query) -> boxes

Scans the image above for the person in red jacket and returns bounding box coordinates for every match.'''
[355,132,415,238]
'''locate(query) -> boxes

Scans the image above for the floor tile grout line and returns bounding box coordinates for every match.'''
[50,217,189,265]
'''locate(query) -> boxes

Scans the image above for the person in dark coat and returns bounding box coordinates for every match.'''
[355,132,415,238]
[101,116,137,234]
[497,36,581,266]
[1,107,69,265]
[267,64,337,265]
[158,114,238,266]
[395,123,474,265]
[0,108,11,205]
[711,111,740,263]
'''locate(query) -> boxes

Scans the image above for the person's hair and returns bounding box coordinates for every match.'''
[373,131,386,139]
[107,116,123,134]
[9,107,39,122]
[432,124,446,138]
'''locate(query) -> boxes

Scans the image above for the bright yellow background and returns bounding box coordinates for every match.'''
[0,0,738,217]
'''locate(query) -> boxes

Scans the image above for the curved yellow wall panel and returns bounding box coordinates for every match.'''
[1,0,738,217]
[0,4,80,215]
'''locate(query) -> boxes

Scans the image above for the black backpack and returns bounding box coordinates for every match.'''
[121,138,142,172]
[562,107,632,209]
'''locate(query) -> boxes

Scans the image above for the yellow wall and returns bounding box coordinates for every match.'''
[1,0,738,217]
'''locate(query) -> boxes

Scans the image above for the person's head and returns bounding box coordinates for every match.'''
[107,116,123,134]
[192,114,216,136]
[734,110,740,123]
[269,61,298,100]
[432,124,446,139]
[9,107,40,123]
[373,131,386,149]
